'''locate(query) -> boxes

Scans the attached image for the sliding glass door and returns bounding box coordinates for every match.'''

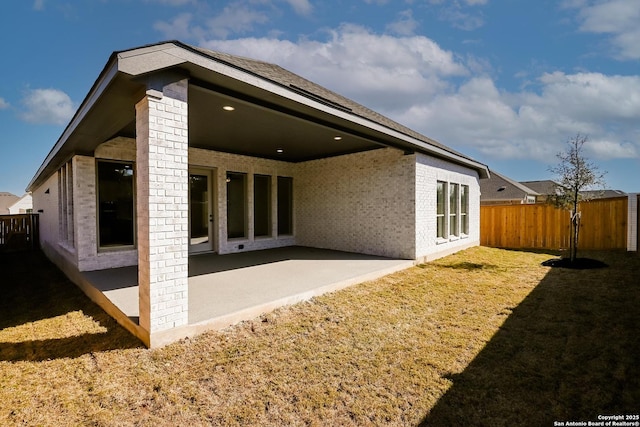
[189,169,214,253]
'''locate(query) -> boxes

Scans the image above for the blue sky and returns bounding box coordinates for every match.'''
[1,0,639,196]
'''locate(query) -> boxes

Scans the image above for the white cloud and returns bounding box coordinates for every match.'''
[154,12,200,40]
[145,0,196,5]
[206,4,269,39]
[386,10,419,36]
[199,25,639,163]
[203,24,468,111]
[284,0,313,16]
[570,0,640,60]
[33,0,44,11]
[587,138,638,159]
[154,0,312,40]
[20,88,75,125]
[0,97,9,109]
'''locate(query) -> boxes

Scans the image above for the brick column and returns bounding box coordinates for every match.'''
[135,76,189,343]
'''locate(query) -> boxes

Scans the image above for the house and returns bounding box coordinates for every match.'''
[579,189,627,200]
[7,193,33,214]
[480,170,538,205]
[27,41,489,347]
[0,192,20,214]
[521,180,626,202]
[519,180,561,203]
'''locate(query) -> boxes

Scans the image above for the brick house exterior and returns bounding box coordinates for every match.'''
[28,41,488,346]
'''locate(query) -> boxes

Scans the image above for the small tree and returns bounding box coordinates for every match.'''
[548,134,606,262]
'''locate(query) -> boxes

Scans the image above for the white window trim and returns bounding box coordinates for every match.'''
[436,180,470,244]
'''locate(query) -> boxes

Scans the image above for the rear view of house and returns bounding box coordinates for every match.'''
[28,41,489,346]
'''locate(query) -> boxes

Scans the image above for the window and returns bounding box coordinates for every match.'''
[436,181,445,239]
[461,185,469,235]
[449,183,459,237]
[436,180,470,241]
[277,176,293,235]
[97,161,134,248]
[254,174,271,237]
[58,160,74,246]
[227,172,247,239]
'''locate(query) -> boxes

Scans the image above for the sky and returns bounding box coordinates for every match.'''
[1,0,639,196]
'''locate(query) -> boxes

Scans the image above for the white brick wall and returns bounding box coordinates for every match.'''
[136,82,189,334]
[189,147,297,254]
[296,148,416,259]
[415,153,481,261]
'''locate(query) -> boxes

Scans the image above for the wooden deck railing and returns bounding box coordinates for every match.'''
[480,197,628,251]
[0,214,39,253]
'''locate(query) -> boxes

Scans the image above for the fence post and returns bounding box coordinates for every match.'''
[629,194,638,252]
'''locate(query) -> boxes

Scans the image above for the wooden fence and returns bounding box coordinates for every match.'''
[480,196,628,250]
[0,214,39,253]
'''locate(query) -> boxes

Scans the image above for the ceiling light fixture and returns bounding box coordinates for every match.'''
[276,149,284,153]
[334,136,342,141]
[222,105,235,111]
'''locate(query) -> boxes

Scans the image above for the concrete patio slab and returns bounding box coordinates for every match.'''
[82,246,413,341]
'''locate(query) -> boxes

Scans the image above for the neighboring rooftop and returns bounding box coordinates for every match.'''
[520,180,561,196]
[0,192,20,214]
[580,189,627,199]
[480,171,539,204]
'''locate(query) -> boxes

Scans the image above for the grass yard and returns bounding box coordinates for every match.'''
[1,247,638,426]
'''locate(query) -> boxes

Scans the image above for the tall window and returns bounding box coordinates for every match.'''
[436,180,470,241]
[449,183,459,237]
[227,172,247,239]
[277,176,293,235]
[254,174,271,237]
[436,181,445,239]
[461,185,469,235]
[58,161,74,246]
[97,161,134,248]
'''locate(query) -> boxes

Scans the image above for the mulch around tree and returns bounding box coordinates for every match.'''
[541,257,608,269]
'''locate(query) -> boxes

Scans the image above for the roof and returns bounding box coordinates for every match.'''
[188,44,471,162]
[0,192,20,214]
[519,180,561,195]
[580,189,627,199]
[27,41,489,191]
[521,180,627,200]
[480,171,539,202]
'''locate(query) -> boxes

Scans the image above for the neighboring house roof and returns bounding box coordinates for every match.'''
[521,180,626,200]
[580,189,627,199]
[7,193,33,214]
[520,180,561,196]
[27,41,489,192]
[480,171,539,203]
[0,192,20,214]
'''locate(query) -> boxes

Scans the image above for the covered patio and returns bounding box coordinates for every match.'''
[81,246,413,345]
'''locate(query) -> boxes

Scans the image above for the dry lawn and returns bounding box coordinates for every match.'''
[0,247,638,426]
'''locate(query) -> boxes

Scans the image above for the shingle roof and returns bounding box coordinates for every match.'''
[480,171,539,202]
[580,189,627,199]
[188,43,477,164]
[519,180,561,195]
[0,192,19,214]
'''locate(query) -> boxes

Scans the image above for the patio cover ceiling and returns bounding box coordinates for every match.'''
[27,41,489,192]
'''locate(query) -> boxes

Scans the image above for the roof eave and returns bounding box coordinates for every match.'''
[26,57,120,192]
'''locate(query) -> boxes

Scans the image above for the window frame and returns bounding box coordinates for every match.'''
[96,159,136,250]
[277,176,293,236]
[226,172,248,240]
[436,180,470,243]
[253,174,272,238]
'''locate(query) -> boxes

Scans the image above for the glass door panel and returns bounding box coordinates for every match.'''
[189,171,213,253]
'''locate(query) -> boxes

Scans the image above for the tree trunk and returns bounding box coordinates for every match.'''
[569,211,580,263]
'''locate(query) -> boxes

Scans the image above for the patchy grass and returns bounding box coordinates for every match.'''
[1,248,638,426]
